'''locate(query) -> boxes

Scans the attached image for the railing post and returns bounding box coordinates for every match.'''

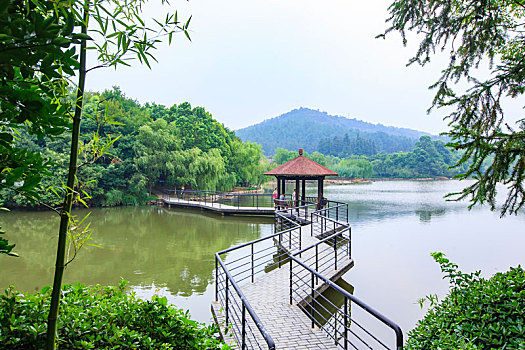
[242,304,246,349]
[225,278,229,326]
[311,273,315,328]
[315,244,318,284]
[349,227,352,258]
[310,214,313,237]
[334,234,338,270]
[289,260,293,305]
[278,234,282,268]
[336,206,339,221]
[251,244,254,283]
[215,257,218,301]
[344,297,348,350]
[299,226,301,253]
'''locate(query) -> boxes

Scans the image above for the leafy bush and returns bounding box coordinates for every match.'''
[104,189,124,206]
[0,280,227,349]
[407,253,525,349]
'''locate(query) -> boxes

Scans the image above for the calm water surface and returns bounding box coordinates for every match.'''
[2,180,524,339]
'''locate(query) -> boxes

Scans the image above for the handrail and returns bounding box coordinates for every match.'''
[214,195,403,349]
[289,253,403,349]
[215,254,276,349]
[163,189,275,210]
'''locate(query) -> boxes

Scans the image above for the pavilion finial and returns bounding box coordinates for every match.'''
[298,148,303,156]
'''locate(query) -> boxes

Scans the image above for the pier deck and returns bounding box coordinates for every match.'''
[160,196,275,216]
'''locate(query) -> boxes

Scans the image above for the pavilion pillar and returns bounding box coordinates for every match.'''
[317,177,324,209]
[301,179,306,205]
[281,178,286,196]
[277,177,281,198]
[295,179,299,207]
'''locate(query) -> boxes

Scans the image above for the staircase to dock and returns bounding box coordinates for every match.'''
[212,200,403,350]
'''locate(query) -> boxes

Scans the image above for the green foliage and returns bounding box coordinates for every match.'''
[2,88,270,209]
[0,281,227,349]
[382,0,525,215]
[272,136,468,179]
[407,253,525,349]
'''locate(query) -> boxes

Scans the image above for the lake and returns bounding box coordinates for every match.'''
[2,180,524,339]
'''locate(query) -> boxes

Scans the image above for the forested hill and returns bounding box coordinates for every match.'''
[235,108,437,156]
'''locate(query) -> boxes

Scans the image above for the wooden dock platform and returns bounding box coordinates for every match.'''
[212,224,354,349]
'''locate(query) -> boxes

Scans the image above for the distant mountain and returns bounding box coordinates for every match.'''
[235,108,437,156]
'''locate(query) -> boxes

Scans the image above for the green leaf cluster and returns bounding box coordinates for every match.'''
[407,253,525,349]
[0,281,227,349]
[382,0,525,215]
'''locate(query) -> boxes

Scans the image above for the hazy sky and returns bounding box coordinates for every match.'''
[86,0,479,135]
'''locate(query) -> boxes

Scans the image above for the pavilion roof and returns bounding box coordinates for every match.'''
[265,154,338,177]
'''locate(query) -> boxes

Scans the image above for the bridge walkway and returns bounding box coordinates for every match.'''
[212,222,354,349]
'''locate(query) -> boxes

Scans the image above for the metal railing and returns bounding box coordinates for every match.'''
[289,250,403,350]
[163,189,274,209]
[214,196,403,349]
[215,224,302,349]
[274,202,318,233]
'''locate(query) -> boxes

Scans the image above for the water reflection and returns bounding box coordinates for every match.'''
[1,207,272,299]
[322,180,483,225]
[415,208,446,222]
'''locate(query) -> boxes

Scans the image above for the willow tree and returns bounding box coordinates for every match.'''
[380,0,525,215]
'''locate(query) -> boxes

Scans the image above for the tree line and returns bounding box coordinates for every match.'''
[274,135,470,179]
[0,87,269,208]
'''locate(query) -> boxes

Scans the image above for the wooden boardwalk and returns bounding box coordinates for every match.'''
[159,195,275,216]
[212,224,354,349]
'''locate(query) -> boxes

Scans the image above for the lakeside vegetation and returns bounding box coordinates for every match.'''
[0,86,472,210]
[407,254,525,349]
[0,281,226,349]
[273,135,470,179]
[0,87,269,209]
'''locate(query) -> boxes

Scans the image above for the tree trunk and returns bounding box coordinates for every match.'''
[45,5,88,349]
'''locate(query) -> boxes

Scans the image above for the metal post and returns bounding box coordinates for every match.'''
[334,234,338,270]
[311,214,313,237]
[225,278,229,326]
[289,260,293,305]
[349,227,352,258]
[251,244,254,283]
[278,234,282,268]
[315,244,319,284]
[336,206,339,221]
[311,273,315,328]
[215,258,218,301]
[242,304,246,349]
[344,297,348,350]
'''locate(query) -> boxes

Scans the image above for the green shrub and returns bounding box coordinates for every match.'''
[104,189,124,206]
[407,253,525,349]
[0,280,227,349]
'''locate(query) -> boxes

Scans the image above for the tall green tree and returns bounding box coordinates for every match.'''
[0,0,81,255]
[0,0,192,347]
[381,0,525,215]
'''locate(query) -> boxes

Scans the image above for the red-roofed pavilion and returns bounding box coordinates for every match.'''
[265,149,338,206]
